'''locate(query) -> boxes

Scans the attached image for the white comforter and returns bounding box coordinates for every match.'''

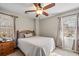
[18,36,55,56]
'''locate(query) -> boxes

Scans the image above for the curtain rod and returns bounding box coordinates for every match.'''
[0,12,18,18]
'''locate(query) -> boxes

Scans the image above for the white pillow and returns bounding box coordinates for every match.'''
[24,33,33,38]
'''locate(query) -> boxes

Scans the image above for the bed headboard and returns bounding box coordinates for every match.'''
[17,30,35,38]
[16,30,35,46]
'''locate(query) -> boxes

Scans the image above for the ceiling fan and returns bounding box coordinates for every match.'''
[25,3,55,17]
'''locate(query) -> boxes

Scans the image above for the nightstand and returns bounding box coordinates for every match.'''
[0,41,16,56]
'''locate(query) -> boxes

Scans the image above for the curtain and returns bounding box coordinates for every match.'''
[56,17,62,48]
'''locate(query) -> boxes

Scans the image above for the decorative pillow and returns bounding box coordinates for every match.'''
[24,33,33,38]
[19,33,25,38]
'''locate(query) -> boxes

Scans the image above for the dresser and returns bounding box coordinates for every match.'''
[0,41,16,56]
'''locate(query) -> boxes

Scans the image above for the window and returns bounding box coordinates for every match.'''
[57,14,78,52]
[0,14,15,38]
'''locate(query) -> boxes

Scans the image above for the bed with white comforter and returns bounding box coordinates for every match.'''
[18,36,55,56]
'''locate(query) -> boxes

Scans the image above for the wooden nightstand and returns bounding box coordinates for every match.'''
[0,41,16,56]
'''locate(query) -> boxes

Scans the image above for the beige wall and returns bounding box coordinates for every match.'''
[39,17,58,39]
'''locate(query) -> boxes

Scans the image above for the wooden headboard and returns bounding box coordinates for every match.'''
[17,30,35,38]
[19,30,34,34]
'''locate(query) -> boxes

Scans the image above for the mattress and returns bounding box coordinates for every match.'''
[18,36,55,56]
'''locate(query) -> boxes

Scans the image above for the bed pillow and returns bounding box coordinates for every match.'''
[24,33,33,38]
[19,33,25,38]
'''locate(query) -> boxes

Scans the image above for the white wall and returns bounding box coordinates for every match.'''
[39,17,58,39]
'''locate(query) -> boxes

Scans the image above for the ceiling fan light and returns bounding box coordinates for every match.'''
[36,9,43,14]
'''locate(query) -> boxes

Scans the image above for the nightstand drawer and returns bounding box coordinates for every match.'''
[0,41,16,56]
[0,43,3,46]
[10,42,16,47]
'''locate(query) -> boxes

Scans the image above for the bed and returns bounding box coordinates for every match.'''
[17,30,55,56]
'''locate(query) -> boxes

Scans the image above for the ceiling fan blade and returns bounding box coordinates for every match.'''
[38,3,42,8]
[25,10,36,13]
[42,11,49,16]
[34,3,42,9]
[43,3,55,10]
[36,14,39,17]
[33,3,38,7]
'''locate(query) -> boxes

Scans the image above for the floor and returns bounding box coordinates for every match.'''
[8,50,24,56]
[7,48,79,56]
[50,48,79,56]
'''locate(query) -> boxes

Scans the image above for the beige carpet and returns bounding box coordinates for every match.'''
[8,48,79,56]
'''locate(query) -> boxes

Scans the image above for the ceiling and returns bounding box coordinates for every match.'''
[0,3,79,19]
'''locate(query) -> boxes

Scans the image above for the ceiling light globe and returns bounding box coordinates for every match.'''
[36,9,43,14]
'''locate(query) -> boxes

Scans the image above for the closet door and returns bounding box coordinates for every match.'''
[61,14,77,51]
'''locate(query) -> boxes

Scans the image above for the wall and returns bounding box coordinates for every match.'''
[39,17,58,39]
[16,16,34,31]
